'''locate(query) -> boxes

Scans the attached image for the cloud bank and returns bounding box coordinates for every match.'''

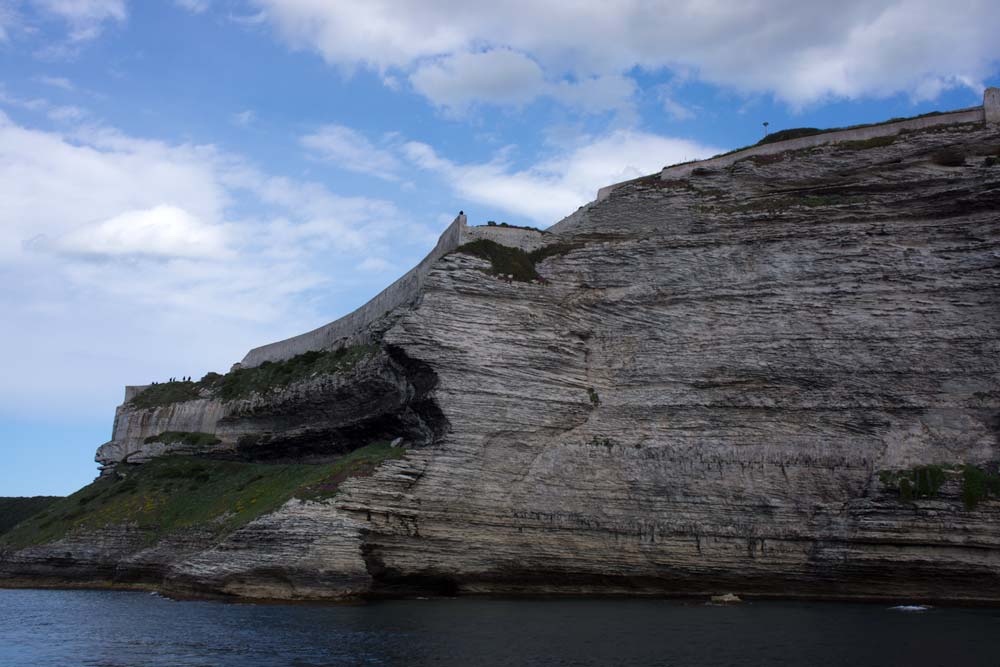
[254,0,1000,108]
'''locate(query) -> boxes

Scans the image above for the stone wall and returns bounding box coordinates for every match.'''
[238,87,999,369]
[594,88,998,201]
[986,86,1000,124]
[238,214,546,368]
[240,214,468,368]
[461,224,547,251]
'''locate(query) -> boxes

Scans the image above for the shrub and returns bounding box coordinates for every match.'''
[961,465,1000,510]
[838,135,896,150]
[454,240,579,282]
[143,431,221,448]
[879,465,949,501]
[587,387,600,406]
[931,148,965,167]
[0,497,62,536]
[880,463,1000,509]
[129,344,377,408]
[757,128,822,145]
[129,381,203,409]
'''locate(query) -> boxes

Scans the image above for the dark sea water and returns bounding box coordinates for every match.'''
[2,589,999,666]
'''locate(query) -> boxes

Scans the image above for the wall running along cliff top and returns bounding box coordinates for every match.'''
[238,216,545,368]
[1,92,999,602]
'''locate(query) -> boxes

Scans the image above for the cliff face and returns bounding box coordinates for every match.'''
[3,118,999,602]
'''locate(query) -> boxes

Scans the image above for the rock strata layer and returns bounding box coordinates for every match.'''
[2,118,999,602]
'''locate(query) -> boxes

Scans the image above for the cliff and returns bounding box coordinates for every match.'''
[2,101,999,602]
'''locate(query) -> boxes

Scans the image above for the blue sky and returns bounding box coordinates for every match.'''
[1,0,998,495]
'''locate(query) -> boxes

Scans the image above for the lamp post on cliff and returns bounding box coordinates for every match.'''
[763,121,769,137]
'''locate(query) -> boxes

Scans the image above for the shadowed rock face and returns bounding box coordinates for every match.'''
[3,120,1000,602]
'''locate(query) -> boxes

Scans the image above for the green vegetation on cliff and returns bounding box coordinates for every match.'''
[960,465,1000,510]
[130,344,378,409]
[878,463,1000,509]
[455,239,579,282]
[0,441,404,549]
[218,344,377,400]
[0,497,62,536]
[143,431,221,448]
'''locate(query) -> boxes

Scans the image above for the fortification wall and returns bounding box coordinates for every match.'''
[986,87,1000,124]
[658,107,984,181]
[240,213,467,368]
[239,90,1000,369]
[594,89,998,201]
[462,224,547,251]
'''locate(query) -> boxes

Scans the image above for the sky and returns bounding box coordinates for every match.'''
[1,0,998,496]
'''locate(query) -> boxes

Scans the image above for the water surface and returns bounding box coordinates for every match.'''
[2,589,998,666]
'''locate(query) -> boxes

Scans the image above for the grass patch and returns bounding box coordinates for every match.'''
[454,240,579,282]
[484,221,546,233]
[587,387,600,406]
[837,135,897,150]
[0,497,62,536]
[680,110,961,166]
[215,345,377,401]
[128,382,204,408]
[878,463,1000,508]
[130,344,378,409]
[455,239,539,281]
[878,465,951,501]
[960,465,1000,510]
[0,442,404,550]
[143,431,221,448]
[758,128,822,145]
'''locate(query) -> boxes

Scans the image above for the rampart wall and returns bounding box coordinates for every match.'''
[461,224,547,251]
[240,214,466,367]
[595,87,998,200]
[239,215,546,367]
[240,90,1000,369]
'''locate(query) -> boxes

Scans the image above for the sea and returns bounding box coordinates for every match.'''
[1,589,998,666]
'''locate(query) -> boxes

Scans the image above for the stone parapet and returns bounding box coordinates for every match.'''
[238,213,548,368]
[986,87,1000,124]
[461,224,546,252]
[594,91,995,202]
[240,214,467,368]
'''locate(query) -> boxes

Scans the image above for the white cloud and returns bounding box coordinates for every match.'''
[300,124,400,179]
[549,74,636,114]
[0,5,12,41]
[409,49,635,113]
[411,49,547,110]
[357,256,394,272]
[232,109,255,127]
[175,0,209,13]
[0,87,49,111]
[38,76,76,91]
[403,130,721,224]
[0,112,434,419]
[31,0,126,42]
[252,0,1000,107]
[47,104,85,121]
[33,205,231,259]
